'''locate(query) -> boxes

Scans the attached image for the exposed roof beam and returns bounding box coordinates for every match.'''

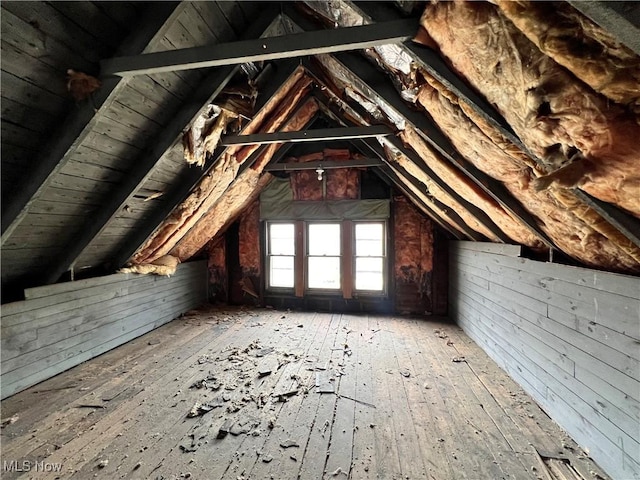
[264,158,385,171]
[329,51,556,250]
[1,2,183,243]
[354,2,640,252]
[220,126,391,146]
[109,60,302,270]
[568,1,640,55]
[573,190,640,249]
[350,139,483,241]
[101,18,419,77]
[377,163,466,241]
[359,136,512,243]
[39,8,285,284]
[353,1,530,153]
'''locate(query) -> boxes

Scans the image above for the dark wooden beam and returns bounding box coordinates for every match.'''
[39,10,285,283]
[377,164,466,240]
[568,1,640,55]
[264,158,385,171]
[221,125,391,146]
[329,50,556,250]
[309,88,512,243]
[353,1,531,154]
[350,140,483,241]
[573,190,640,249]
[359,137,512,243]
[355,2,640,254]
[101,18,419,76]
[109,60,302,270]
[1,2,183,242]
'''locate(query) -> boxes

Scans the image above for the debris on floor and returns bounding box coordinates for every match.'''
[280,439,300,448]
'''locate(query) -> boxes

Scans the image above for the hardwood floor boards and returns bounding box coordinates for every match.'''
[0,306,609,480]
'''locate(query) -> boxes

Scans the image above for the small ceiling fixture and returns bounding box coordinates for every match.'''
[316,167,324,181]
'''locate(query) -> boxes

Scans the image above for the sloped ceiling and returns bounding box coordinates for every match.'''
[1,0,639,301]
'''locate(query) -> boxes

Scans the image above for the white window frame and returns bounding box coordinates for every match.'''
[266,221,296,290]
[353,221,387,294]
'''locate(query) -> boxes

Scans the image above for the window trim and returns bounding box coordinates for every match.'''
[353,220,387,295]
[265,221,296,291]
[305,221,342,293]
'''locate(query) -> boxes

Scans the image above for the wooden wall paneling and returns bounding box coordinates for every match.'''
[449,243,640,480]
[1,275,191,365]
[0,8,94,73]
[93,2,141,32]
[454,270,639,399]
[193,2,237,42]
[47,1,127,49]
[454,296,640,479]
[0,261,207,399]
[216,1,247,36]
[1,98,57,135]
[1,2,108,63]
[0,40,69,98]
[451,243,640,298]
[0,71,67,115]
[454,241,522,257]
[454,248,640,339]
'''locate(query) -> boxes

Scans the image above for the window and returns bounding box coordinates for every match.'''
[354,222,385,291]
[265,221,387,296]
[307,223,341,290]
[267,223,295,288]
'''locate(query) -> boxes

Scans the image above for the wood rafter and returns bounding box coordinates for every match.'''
[221,126,392,146]
[101,18,419,76]
[1,2,183,242]
[39,8,284,284]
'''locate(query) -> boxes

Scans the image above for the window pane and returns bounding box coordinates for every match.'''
[355,223,383,256]
[269,256,294,288]
[308,224,341,255]
[308,256,341,289]
[355,257,383,291]
[269,223,294,255]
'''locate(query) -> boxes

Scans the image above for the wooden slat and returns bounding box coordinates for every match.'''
[450,247,640,480]
[1,2,182,240]
[0,261,206,399]
[455,241,522,257]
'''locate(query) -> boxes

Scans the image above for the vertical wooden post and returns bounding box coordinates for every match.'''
[343,220,353,299]
[295,221,305,297]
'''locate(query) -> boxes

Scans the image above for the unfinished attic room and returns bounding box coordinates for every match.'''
[2,1,640,479]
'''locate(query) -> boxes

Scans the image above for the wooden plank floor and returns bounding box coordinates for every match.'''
[0,306,609,480]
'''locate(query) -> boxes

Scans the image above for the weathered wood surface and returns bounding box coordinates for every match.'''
[0,261,207,399]
[0,0,254,290]
[449,241,640,480]
[0,308,609,480]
